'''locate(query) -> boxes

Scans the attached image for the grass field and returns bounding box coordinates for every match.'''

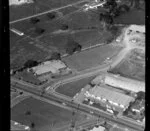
[110,48,145,81]
[62,45,122,71]
[114,9,145,25]
[10,9,113,69]
[55,75,96,97]
[9,0,82,21]
[11,97,86,131]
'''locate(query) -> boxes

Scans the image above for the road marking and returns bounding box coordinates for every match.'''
[10,0,89,24]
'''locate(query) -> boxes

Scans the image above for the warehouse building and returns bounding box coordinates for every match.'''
[104,74,145,92]
[31,60,68,76]
[84,85,135,112]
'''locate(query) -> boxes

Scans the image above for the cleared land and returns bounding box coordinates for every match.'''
[11,97,86,131]
[55,75,96,97]
[9,0,82,21]
[63,45,122,71]
[110,49,145,81]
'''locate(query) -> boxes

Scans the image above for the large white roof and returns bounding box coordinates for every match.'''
[104,74,145,92]
[88,85,135,107]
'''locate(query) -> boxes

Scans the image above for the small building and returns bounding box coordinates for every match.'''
[9,0,33,6]
[90,126,105,131]
[84,85,135,112]
[31,60,68,76]
[131,99,145,114]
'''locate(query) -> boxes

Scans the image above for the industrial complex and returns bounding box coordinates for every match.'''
[10,0,145,131]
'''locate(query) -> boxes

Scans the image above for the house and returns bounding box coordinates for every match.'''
[9,0,33,6]
[84,85,135,112]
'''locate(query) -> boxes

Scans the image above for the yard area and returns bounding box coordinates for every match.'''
[11,97,86,131]
[62,45,122,71]
[55,75,96,97]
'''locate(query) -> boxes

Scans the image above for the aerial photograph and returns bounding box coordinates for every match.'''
[10,0,145,131]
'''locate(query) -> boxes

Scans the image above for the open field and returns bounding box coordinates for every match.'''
[62,45,122,71]
[110,49,145,81]
[55,75,96,97]
[110,59,145,82]
[9,0,83,21]
[10,9,113,69]
[114,9,145,25]
[11,97,86,131]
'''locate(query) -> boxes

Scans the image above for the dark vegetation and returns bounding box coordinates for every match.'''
[136,91,145,100]
[66,37,82,55]
[34,27,45,34]
[49,52,61,60]
[60,24,69,30]
[47,12,56,20]
[24,60,39,68]
[30,17,40,24]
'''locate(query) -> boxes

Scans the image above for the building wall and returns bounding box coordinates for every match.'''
[85,92,125,112]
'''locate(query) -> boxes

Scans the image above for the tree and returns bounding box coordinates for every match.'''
[30,17,40,24]
[47,12,56,20]
[136,91,145,100]
[34,27,45,34]
[60,24,69,30]
[30,122,35,129]
[25,111,31,116]
[66,40,82,55]
[24,60,38,68]
[103,0,118,11]
[99,13,114,29]
[50,52,61,60]
[130,0,140,9]
[118,4,130,13]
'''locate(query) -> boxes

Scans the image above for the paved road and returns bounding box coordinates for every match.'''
[11,82,144,131]
[9,0,90,24]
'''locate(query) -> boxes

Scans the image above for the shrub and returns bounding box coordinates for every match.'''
[30,17,40,24]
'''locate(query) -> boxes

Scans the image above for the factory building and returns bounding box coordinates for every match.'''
[84,85,135,112]
[104,74,145,92]
[31,60,68,76]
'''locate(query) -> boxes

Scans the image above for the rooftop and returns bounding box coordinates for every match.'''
[87,85,135,107]
[31,60,67,75]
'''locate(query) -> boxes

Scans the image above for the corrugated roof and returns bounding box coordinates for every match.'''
[88,85,134,107]
[104,74,145,92]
